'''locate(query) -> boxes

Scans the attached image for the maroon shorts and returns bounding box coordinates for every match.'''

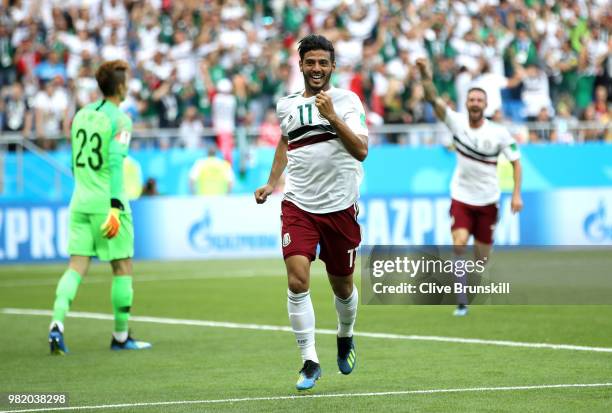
[281,200,361,276]
[450,199,498,244]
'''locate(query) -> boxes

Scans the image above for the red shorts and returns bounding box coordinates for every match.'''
[450,199,498,244]
[281,200,361,276]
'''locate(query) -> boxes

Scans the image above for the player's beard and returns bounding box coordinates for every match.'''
[468,106,484,123]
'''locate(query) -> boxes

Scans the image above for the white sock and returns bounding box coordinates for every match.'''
[287,289,318,363]
[49,320,64,333]
[112,331,128,343]
[335,285,358,337]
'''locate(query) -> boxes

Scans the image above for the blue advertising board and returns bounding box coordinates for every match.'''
[1,189,610,263]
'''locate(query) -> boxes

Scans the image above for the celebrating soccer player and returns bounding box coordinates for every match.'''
[48,60,151,354]
[416,57,523,316]
[254,34,368,390]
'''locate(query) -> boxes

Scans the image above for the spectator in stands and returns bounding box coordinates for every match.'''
[179,106,205,149]
[553,101,579,144]
[470,59,523,119]
[382,78,408,144]
[32,77,69,150]
[482,26,514,78]
[151,70,180,129]
[451,30,483,74]
[142,178,159,196]
[58,26,98,80]
[593,85,609,122]
[0,24,15,88]
[34,50,67,82]
[522,63,553,121]
[1,82,32,136]
[170,30,196,84]
[580,104,606,142]
[575,23,609,112]
[0,0,608,150]
[189,146,235,196]
[432,57,457,107]
[529,107,555,143]
[101,30,129,63]
[212,78,237,162]
[74,60,99,110]
[506,22,538,68]
[545,38,579,106]
[257,108,281,147]
[144,45,173,82]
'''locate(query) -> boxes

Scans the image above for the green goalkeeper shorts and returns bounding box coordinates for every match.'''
[68,211,134,261]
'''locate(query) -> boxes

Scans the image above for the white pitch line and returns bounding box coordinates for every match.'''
[1,383,612,413]
[3,308,612,353]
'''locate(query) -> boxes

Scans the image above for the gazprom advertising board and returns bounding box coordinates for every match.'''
[0,189,611,263]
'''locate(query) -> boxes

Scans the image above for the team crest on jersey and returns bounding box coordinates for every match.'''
[282,232,291,247]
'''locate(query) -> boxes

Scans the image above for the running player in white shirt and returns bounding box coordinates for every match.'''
[416,58,523,316]
[254,35,368,391]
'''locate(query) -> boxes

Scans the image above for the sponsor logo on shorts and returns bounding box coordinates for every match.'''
[282,232,291,247]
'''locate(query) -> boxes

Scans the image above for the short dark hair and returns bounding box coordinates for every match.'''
[467,87,487,100]
[298,34,335,63]
[95,60,129,97]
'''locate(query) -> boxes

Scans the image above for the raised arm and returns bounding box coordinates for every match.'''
[415,58,447,121]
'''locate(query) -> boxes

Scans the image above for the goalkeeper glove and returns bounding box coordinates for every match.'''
[101,199,124,239]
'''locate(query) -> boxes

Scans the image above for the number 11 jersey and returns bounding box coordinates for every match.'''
[276,87,368,214]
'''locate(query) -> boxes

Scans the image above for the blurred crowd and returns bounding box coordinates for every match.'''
[0,0,610,151]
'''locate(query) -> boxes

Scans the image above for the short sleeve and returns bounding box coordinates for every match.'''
[500,128,520,161]
[276,99,289,137]
[109,113,132,156]
[342,92,368,137]
[442,107,464,137]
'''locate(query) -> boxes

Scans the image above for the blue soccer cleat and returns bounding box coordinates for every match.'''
[49,326,68,355]
[453,304,468,317]
[337,336,356,375]
[296,360,321,391]
[110,334,152,351]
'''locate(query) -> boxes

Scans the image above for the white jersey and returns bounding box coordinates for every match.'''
[444,108,520,206]
[277,87,368,214]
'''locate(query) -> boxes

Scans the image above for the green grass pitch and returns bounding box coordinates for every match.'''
[1,253,611,412]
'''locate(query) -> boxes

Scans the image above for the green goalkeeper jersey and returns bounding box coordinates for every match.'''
[69,99,132,214]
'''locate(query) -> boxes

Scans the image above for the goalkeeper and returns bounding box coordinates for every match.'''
[48,60,151,354]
